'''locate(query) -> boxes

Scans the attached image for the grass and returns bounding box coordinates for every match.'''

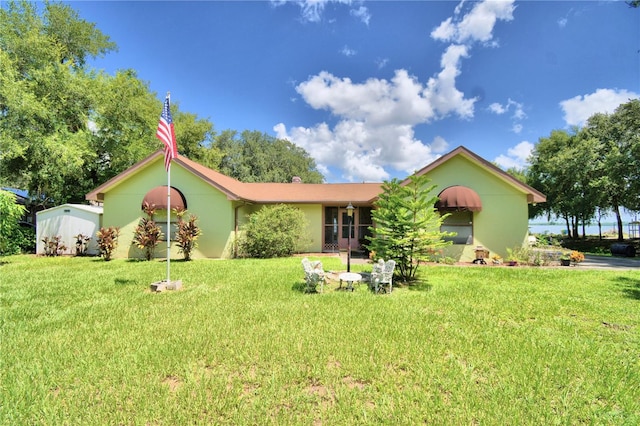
[1,255,639,424]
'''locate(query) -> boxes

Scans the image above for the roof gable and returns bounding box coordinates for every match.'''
[407,146,545,204]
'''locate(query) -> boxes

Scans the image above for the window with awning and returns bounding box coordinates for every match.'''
[435,185,482,212]
[141,186,187,210]
[436,186,479,245]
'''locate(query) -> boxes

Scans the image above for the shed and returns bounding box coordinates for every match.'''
[36,204,103,255]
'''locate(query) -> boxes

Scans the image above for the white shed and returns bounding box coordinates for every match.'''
[36,204,103,255]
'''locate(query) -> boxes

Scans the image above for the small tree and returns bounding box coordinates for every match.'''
[96,226,120,261]
[366,174,452,283]
[132,202,164,261]
[173,207,202,261]
[238,204,309,258]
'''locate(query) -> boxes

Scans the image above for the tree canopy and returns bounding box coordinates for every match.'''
[213,130,323,184]
[527,99,640,240]
[0,0,323,207]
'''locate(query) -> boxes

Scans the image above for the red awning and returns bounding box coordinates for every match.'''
[142,186,187,210]
[435,186,482,212]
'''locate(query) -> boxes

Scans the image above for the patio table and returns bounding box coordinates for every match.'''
[338,272,362,291]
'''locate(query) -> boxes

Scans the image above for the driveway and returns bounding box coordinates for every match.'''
[336,252,640,270]
[579,254,640,271]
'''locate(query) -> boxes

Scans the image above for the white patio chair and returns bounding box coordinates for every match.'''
[301,257,326,293]
[372,259,396,294]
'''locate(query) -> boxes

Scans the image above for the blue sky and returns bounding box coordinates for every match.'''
[69,0,639,183]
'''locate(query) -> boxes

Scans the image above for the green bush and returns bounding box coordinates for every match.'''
[238,204,309,258]
[0,190,27,256]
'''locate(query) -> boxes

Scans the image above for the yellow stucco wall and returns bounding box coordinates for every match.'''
[423,155,529,261]
[101,158,235,259]
[99,152,531,261]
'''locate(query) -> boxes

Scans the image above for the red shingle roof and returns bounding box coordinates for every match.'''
[86,150,381,204]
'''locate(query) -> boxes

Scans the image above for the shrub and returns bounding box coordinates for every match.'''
[0,189,27,256]
[570,250,585,263]
[96,227,120,261]
[42,236,66,256]
[17,225,36,254]
[174,207,202,261]
[132,202,163,261]
[238,204,309,258]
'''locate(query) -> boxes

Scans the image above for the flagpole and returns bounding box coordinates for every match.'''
[167,162,171,284]
[166,92,171,284]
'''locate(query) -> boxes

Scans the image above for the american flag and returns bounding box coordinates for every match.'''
[156,95,177,172]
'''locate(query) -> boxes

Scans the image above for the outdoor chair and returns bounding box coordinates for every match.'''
[371,259,396,294]
[301,257,326,293]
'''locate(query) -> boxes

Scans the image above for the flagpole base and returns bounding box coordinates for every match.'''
[150,280,183,292]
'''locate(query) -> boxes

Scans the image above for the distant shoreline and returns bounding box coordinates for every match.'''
[528,222,636,237]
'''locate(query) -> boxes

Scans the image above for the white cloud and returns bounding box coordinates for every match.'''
[271,0,370,24]
[494,141,533,169]
[557,17,568,28]
[274,121,441,182]
[276,0,513,182]
[375,57,389,70]
[488,102,506,114]
[350,5,370,25]
[431,0,515,44]
[560,88,640,127]
[488,98,526,133]
[340,45,357,57]
[430,136,449,153]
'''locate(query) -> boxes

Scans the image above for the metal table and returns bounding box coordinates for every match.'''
[338,272,362,291]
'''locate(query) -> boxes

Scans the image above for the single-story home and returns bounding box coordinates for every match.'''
[36,204,103,255]
[85,146,545,261]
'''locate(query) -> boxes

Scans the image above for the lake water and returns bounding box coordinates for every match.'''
[528,222,633,237]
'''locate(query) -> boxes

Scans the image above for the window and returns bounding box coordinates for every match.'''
[153,210,178,242]
[357,207,373,243]
[441,211,473,245]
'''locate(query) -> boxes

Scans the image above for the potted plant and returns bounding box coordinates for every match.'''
[491,254,502,265]
[505,248,518,266]
[560,253,571,266]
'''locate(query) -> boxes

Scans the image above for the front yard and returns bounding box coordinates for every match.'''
[1,255,639,424]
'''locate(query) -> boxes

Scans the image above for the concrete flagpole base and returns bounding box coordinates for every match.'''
[150,280,183,292]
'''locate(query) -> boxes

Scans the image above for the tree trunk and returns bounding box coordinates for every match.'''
[564,216,572,239]
[597,209,603,240]
[614,205,624,241]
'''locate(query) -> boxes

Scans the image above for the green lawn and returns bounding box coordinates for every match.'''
[1,255,639,425]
